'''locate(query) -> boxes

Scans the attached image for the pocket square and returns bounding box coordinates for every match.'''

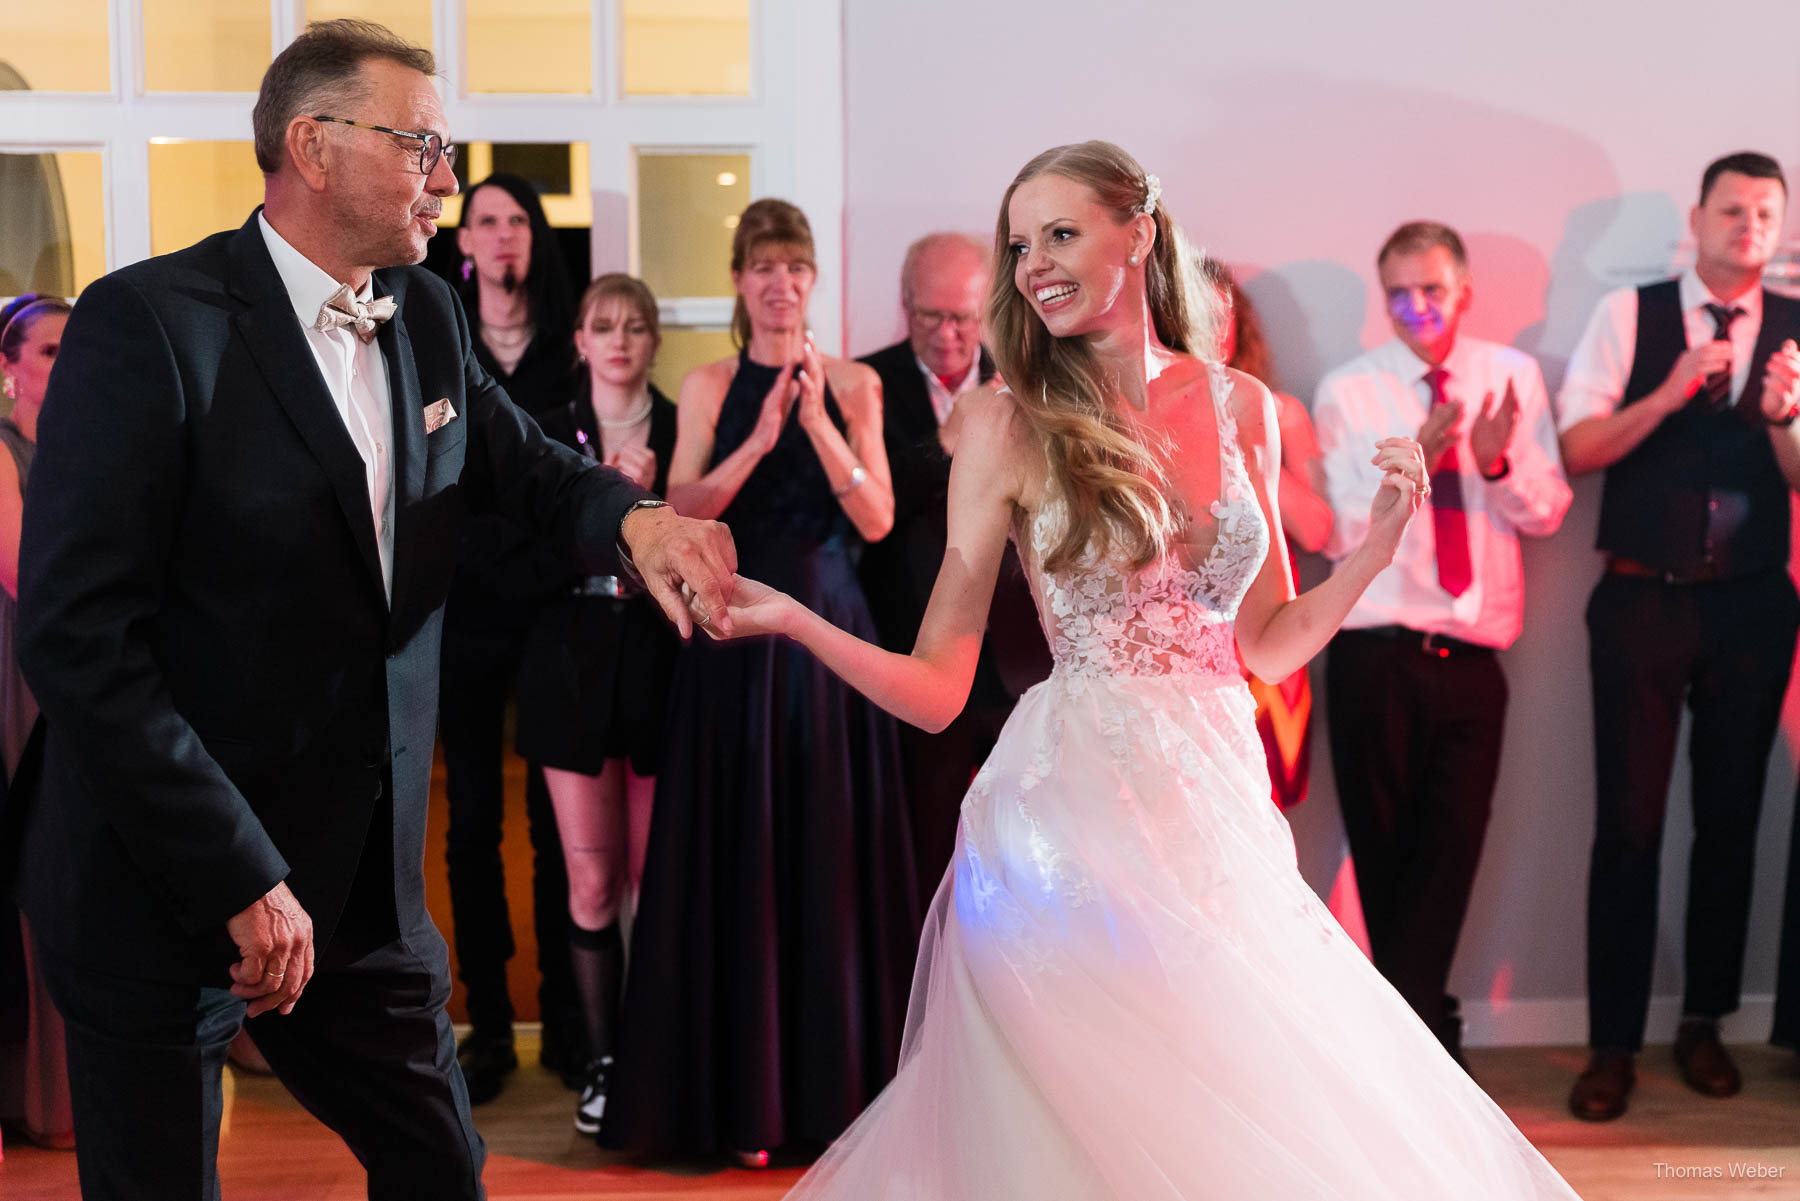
[424,398,457,434]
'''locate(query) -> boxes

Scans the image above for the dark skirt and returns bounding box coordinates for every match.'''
[601,542,921,1155]
[515,592,676,777]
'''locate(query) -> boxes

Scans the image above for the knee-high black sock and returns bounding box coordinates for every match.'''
[568,922,623,1065]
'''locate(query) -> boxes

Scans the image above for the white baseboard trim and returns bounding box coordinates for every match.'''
[1462,995,1777,1047]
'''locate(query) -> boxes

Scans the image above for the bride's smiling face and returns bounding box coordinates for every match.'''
[1007,173,1145,340]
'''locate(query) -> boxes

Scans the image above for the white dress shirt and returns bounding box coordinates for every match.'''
[1314,336,1572,648]
[914,352,983,427]
[1556,268,1763,431]
[258,213,396,598]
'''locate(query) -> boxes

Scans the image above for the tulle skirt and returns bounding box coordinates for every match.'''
[786,669,1580,1200]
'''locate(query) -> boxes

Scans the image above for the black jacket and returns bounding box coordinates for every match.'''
[11,211,649,982]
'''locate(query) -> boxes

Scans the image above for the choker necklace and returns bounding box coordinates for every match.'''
[597,396,653,429]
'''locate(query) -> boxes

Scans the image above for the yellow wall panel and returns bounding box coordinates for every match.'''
[465,0,589,94]
[0,3,112,92]
[149,141,264,257]
[143,0,271,93]
[622,0,750,96]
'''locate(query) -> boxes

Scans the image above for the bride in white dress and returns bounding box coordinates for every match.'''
[712,141,1582,1199]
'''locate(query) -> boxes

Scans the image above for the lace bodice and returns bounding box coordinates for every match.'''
[1017,362,1269,685]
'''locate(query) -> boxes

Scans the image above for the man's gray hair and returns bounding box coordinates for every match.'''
[900,232,988,307]
[252,19,436,175]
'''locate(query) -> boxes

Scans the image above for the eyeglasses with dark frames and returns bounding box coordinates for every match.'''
[313,115,456,177]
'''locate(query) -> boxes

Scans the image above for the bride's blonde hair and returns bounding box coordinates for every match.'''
[986,141,1216,574]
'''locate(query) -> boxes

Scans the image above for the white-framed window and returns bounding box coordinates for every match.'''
[0,0,846,388]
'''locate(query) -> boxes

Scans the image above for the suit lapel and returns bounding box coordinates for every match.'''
[227,216,387,603]
[374,269,425,622]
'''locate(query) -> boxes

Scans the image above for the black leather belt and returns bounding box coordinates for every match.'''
[1350,625,1495,658]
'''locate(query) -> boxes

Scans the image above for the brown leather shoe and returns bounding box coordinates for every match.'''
[1673,1018,1741,1097]
[1569,1051,1635,1121]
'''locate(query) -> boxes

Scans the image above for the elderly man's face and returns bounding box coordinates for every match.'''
[906,245,988,381]
[324,58,458,271]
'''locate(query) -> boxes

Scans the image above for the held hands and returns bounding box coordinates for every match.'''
[1660,340,1735,411]
[226,880,315,1018]
[1760,339,1800,423]
[605,444,659,490]
[688,573,796,642]
[1364,437,1430,561]
[621,504,739,638]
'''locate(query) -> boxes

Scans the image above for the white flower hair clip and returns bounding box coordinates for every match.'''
[1140,173,1162,215]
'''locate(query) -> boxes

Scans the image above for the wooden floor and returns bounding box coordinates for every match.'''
[4,1035,1796,1199]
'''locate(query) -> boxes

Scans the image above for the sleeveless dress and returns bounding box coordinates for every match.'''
[0,417,74,1149]
[784,365,1580,1199]
[603,352,921,1154]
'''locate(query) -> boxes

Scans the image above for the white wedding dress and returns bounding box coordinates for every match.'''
[785,365,1581,1200]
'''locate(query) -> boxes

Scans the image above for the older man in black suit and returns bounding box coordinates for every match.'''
[857,233,1050,899]
[7,21,734,1199]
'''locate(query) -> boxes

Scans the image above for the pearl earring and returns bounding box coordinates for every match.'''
[1129,254,1139,265]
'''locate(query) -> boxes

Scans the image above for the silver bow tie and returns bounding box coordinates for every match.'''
[315,283,397,342]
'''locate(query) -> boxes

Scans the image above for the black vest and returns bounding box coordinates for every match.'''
[1595,279,1797,579]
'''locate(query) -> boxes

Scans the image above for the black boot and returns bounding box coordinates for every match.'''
[568,922,623,1136]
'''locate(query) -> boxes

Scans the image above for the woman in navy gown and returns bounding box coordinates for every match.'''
[602,199,920,1162]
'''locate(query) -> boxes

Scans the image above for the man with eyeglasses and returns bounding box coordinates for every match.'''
[8,20,736,1200]
[856,232,1050,899]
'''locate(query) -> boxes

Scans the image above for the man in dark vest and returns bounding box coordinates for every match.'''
[1558,150,1800,1122]
[857,232,1050,899]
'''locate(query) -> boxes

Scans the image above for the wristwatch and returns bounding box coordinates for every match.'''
[616,498,671,581]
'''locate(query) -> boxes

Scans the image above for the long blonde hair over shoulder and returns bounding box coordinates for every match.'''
[985,141,1217,575]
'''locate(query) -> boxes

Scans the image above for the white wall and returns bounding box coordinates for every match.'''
[842,0,1800,1045]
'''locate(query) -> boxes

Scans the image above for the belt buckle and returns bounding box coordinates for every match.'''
[1419,631,1451,659]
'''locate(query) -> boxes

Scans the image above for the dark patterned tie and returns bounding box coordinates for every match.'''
[1701,303,1744,408]
[1424,368,1471,597]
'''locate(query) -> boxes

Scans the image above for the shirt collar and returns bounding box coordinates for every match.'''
[1375,336,1469,384]
[914,351,982,395]
[1679,266,1762,324]
[257,211,375,332]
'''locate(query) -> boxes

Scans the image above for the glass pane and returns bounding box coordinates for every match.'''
[622,0,750,96]
[465,0,588,94]
[0,151,105,296]
[143,0,271,93]
[0,2,113,92]
[637,152,748,300]
[149,141,265,257]
[303,0,433,54]
[443,143,592,230]
[652,328,736,399]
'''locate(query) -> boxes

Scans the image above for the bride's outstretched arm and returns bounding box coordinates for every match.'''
[1231,373,1426,682]
[718,387,1026,732]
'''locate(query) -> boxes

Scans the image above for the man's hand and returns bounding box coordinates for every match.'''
[1416,398,1463,475]
[1659,340,1735,410]
[1761,339,1800,423]
[226,881,314,1018]
[623,504,738,638]
[1469,379,1521,477]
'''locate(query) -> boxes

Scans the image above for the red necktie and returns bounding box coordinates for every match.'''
[1424,368,1472,597]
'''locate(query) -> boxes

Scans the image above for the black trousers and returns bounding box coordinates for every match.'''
[36,824,485,1201]
[1774,773,1800,1050]
[439,625,573,1039]
[1326,629,1507,1038]
[1585,569,1799,1052]
[897,700,1013,904]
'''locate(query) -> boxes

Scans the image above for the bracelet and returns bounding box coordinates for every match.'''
[1772,405,1799,429]
[832,464,867,498]
[1479,456,1511,482]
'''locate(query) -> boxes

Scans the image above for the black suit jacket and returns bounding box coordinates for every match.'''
[855,340,1049,707]
[12,211,648,983]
